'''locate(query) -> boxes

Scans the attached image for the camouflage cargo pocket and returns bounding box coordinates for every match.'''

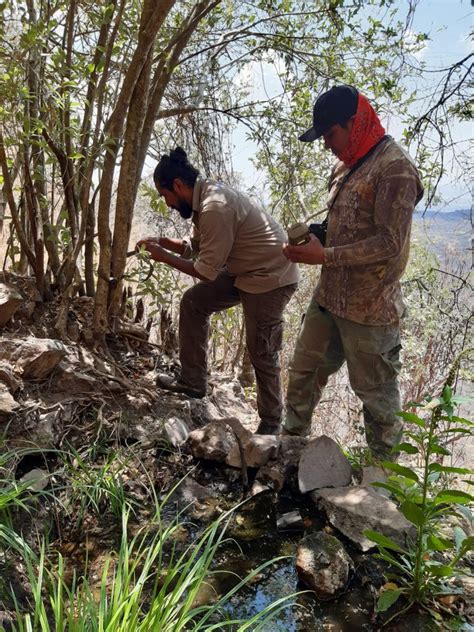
[352,334,402,389]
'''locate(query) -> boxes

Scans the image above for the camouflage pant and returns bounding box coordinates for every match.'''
[284,297,403,459]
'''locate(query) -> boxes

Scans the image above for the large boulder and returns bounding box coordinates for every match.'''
[296,531,354,599]
[311,486,416,552]
[298,435,353,493]
[0,283,23,326]
[0,338,66,379]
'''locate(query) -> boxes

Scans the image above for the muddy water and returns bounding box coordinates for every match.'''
[192,489,376,631]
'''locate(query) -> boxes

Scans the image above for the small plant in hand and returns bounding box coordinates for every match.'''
[365,351,473,625]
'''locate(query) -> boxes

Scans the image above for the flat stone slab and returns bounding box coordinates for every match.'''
[311,486,416,552]
[298,435,352,493]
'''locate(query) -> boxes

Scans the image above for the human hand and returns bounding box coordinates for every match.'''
[135,237,166,262]
[283,233,325,264]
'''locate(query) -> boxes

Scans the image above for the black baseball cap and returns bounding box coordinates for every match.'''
[299,85,359,142]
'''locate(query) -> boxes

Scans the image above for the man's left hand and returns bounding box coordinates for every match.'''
[283,233,325,264]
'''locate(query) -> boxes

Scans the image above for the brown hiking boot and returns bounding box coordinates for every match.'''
[254,421,280,435]
[155,373,206,399]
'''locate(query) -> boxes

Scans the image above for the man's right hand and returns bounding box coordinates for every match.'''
[136,236,186,257]
[283,233,325,265]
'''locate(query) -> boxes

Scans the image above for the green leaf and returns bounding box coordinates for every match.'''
[371,482,405,497]
[427,564,454,577]
[364,530,405,552]
[383,462,419,482]
[428,464,471,475]
[377,588,403,612]
[397,411,425,427]
[396,442,419,455]
[426,534,453,551]
[453,526,466,553]
[458,535,474,557]
[439,416,473,426]
[434,490,474,505]
[401,500,425,526]
[430,444,451,456]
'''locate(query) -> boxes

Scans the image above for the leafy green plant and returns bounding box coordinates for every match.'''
[2,494,296,631]
[61,448,134,526]
[365,352,474,624]
[0,447,50,528]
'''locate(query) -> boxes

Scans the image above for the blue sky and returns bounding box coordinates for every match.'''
[230,0,473,211]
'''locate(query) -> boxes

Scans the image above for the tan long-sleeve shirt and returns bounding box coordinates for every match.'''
[316,137,424,325]
[183,178,299,293]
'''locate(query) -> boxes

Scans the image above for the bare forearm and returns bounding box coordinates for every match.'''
[157,249,208,281]
[158,237,186,255]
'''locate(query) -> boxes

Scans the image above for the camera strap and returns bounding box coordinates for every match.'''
[318,134,390,230]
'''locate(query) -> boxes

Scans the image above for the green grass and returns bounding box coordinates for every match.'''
[0,449,298,631]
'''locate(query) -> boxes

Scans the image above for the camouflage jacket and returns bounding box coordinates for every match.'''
[316,137,424,325]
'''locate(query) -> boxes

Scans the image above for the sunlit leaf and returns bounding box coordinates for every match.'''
[401,500,425,526]
[377,588,403,612]
[396,442,418,455]
[434,490,473,505]
[396,412,425,427]
[426,534,453,551]
[364,530,405,552]
[383,463,419,481]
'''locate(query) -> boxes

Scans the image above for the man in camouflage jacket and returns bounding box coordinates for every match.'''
[282,85,424,460]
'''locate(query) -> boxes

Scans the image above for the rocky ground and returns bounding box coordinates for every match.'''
[0,275,472,630]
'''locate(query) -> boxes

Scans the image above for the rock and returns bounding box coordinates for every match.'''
[252,462,286,494]
[0,338,66,379]
[277,510,304,530]
[298,435,352,493]
[0,363,21,393]
[189,398,223,425]
[360,465,390,498]
[187,418,251,463]
[0,383,19,417]
[311,486,416,552]
[164,416,189,447]
[0,283,23,326]
[227,434,279,468]
[296,531,354,599]
[208,378,255,429]
[54,362,99,393]
[19,468,49,492]
[175,477,215,504]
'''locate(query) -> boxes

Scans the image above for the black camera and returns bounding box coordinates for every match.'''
[308,221,327,246]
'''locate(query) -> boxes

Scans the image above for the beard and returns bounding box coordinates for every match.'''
[177,199,193,219]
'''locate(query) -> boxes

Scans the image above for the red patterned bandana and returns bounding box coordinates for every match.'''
[338,93,385,167]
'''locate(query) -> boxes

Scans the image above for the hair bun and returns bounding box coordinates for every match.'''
[170,147,187,163]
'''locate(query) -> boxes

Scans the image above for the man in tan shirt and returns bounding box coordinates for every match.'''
[282,85,423,460]
[137,147,299,434]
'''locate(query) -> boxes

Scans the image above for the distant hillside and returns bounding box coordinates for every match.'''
[412,208,472,263]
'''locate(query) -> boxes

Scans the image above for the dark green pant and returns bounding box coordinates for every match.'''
[284,297,403,459]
